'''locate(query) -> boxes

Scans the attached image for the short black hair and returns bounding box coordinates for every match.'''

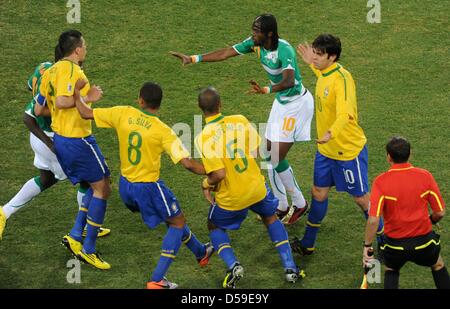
[56,30,83,57]
[386,136,411,163]
[253,14,279,49]
[198,87,220,114]
[140,82,163,109]
[312,34,342,62]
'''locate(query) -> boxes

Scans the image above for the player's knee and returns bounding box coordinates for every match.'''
[312,186,328,202]
[39,173,57,190]
[100,179,112,199]
[431,256,445,271]
[207,220,218,231]
[354,194,369,211]
[261,214,277,227]
[167,213,186,228]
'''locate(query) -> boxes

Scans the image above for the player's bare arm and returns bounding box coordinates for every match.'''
[23,113,55,153]
[33,104,51,117]
[316,130,332,144]
[179,157,206,175]
[55,95,76,109]
[431,210,445,224]
[250,69,294,94]
[73,79,97,119]
[363,216,379,264]
[201,168,226,204]
[205,168,225,186]
[170,47,238,65]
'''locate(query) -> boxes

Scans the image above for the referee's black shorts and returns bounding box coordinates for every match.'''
[381,232,441,271]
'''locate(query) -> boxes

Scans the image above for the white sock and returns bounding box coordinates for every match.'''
[3,178,42,219]
[267,164,289,212]
[77,190,86,208]
[278,167,306,208]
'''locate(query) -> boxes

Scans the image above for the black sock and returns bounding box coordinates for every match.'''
[384,270,400,289]
[432,267,450,289]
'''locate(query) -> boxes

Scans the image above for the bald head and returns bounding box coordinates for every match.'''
[198,87,221,114]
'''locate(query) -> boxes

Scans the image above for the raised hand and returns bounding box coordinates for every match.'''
[297,42,314,65]
[86,85,103,103]
[169,51,192,66]
[249,80,267,94]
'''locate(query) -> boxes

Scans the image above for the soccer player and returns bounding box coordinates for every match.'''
[290,34,385,256]
[171,13,314,225]
[363,137,449,289]
[196,87,303,288]
[73,81,214,289]
[35,30,111,270]
[0,49,109,240]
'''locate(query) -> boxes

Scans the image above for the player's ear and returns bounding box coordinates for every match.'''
[386,153,393,164]
[137,97,145,108]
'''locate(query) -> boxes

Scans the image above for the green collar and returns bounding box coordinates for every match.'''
[141,108,159,117]
[321,63,341,77]
[205,113,224,125]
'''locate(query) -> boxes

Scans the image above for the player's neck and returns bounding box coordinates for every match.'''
[143,107,159,116]
[263,38,276,51]
[63,55,80,65]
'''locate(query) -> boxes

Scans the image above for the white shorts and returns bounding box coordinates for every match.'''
[30,132,67,180]
[264,88,314,143]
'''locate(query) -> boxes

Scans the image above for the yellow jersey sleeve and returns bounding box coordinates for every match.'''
[55,62,79,97]
[162,126,190,164]
[309,63,321,77]
[329,74,354,139]
[93,106,124,129]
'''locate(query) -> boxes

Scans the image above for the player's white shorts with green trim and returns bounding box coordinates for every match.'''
[265,88,314,143]
[29,132,67,180]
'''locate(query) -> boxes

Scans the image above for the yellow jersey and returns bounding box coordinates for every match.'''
[195,113,266,211]
[39,60,91,138]
[310,63,366,160]
[93,106,190,182]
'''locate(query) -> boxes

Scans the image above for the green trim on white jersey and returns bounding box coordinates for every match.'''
[233,37,303,104]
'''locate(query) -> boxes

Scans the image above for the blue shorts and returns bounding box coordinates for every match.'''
[53,134,110,185]
[208,185,278,230]
[119,176,181,229]
[314,145,369,197]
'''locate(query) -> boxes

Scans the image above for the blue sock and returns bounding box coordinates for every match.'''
[83,197,107,254]
[301,198,328,249]
[70,188,93,242]
[151,226,183,282]
[182,225,206,259]
[363,210,385,244]
[210,229,237,270]
[267,220,296,270]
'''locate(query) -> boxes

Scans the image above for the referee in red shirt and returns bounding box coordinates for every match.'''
[363,137,449,289]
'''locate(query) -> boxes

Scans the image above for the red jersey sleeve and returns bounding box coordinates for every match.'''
[369,177,384,217]
[424,173,446,213]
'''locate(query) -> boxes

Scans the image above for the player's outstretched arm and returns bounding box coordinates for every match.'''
[23,113,54,153]
[55,96,76,109]
[180,157,206,175]
[170,47,238,65]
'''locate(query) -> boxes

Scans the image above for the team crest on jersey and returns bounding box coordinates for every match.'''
[324,87,329,97]
[265,51,278,64]
[171,202,178,212]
